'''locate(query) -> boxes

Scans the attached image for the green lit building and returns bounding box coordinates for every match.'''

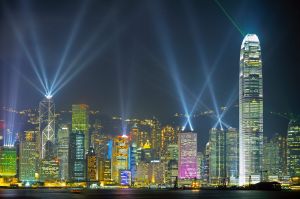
[19,131,39,182]
[239,34,263,185]
[0,146,17,177]
[57,125,69,181]
[72,104,89,152]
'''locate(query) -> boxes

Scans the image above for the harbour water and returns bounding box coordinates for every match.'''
[1,189,300,199]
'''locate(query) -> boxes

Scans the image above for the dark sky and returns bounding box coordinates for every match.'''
[1,0,300,143]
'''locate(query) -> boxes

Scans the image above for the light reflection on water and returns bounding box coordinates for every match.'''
[0,189,299,199]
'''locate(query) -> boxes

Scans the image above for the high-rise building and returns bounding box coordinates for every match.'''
[161,126,177,155]
[0,146,17,177]
[239,34,263,185]
[226,128,239,185]
[69,130,86,182]
[86,147,98,182]
[287,119,300,178]
[72,104,89,152]
[57,125,69,181]
[19,131,39,182]
[40,158,60,182]
[178,130,198,181]
[208,128,226,185]
[39,97,55,159]
[112,135,129,183]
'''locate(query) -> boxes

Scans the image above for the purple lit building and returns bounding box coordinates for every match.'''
[178,131,198,180]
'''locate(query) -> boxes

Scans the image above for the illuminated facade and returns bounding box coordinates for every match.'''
[287,119,300,178]
[208,128,225,185]
[161,125,177,155]
[57,125,69,180]
[39,97,55,159]
[69,130,86,182]
[226,128,239,185]
[178,131,198,180]
[86,147,98,182]
[19,131,39,182]
[0,146,17,177]
[40,158,60,182]
[72,104,89,152]
[239,34,263,185]
[112,135,129,183]
[120,170,131,186]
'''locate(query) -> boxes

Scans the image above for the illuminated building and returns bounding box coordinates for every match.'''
[19,131,39,182]
[226,127,239,185]
[136,162,150,186]
[149,119,161,159]
[120,170,131,186]
[208,128,225,185]
[0,146,17,177]
[86,147,98,182]
[129,124,139,144]
[161,125,177,155]
[112,135,129,183]
[40,158,59,182]
[141,140,152,162]
[197,152,204,182]
[239,34,263,185]
[69,130,86,182]
[149,160,165,184]
[178,130,198,181]
[57,125,69,180]
[203,142,210,184]
[129,142,137,183]
[287,119,300,178]
[39,97,55,159]
[263,134,287,181]
[72,104,89,152]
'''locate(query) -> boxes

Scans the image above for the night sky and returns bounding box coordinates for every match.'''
[1,0,300,145]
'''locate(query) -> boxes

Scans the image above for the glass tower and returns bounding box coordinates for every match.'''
[239,34,263,185]
[72,104,89,152]
[287,119,300,178]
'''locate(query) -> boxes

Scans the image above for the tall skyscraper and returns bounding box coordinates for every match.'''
[112,135,129,183]
[72,104,89,152]
[0,146,17,177]
[57,125,69,181]
[239,34,263,185]
[208,128,225,185]
[178,130,198,181]
[161,125,177,155]
[226,127,239,185]
[69,130,86,182]
[19,131,39,182]
[39,97,55,159]
[86,147,98,183]
[287,119,300,178]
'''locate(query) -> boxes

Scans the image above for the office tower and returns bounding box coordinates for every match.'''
[112,135,129,183]
[203,142,210,185]
[226,127,239,185]
[129,142,137,184]
[161,125,177,155]
[69,130,85,182]
[239,34,263,185]
[178,130,198,181]
[39,158,59,182]
[129,124,139,145]
[72,104,89,152]
[57,125,69,180]
[287,119,300,178]
[208,128,225,185]
[19,131,39,182]
[120,170,131,186]
[86,147,98,183]
[149,119,161,159]
[149,160,165,185]
[165,144,178,186]
[39,97,55,159]
[0,146,17,177]
[197,152,204,182]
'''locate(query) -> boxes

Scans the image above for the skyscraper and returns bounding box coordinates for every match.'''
[239,34,263,185]
[19,131,39,182]
[208,128,225,185]
[287,119,300,178]
[178,130,198,182]
[69,130,86,182]
[72,104,89,152]
[39,97,55,159]
[57,125,69,181]
[226,127,239,185]
[0,146,17,177]
[112,135,129,183]
[86,147,98,183]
